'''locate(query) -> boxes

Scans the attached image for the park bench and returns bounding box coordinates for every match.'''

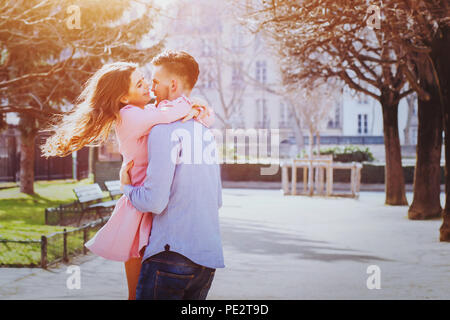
[281,156,363,198]
[104,180,123,200]
[73,183,118,226]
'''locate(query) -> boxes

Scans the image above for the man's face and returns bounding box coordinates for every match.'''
[151,65,171,105]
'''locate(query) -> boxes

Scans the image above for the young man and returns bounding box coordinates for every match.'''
[120,50,224,300]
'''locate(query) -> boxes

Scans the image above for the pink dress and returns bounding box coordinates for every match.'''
[85,95,214,261]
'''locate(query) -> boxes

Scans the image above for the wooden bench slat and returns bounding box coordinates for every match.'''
[77,195,103,203]
[104,180,121,188]
[74,185,102,193]
[74,184,105,203]
[88,200,118,209]
[104,180,123,199]
[71,183,119,226]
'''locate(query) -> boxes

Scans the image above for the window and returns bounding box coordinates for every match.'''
[279,102,290,128]
[201,39,213,57]
[231,100,245,129]
[231,61,243,87]
[357,114,368,135]
[231,26,245,53]
[254,33,262,51]
[197,76,204,89]
[328,105,341,129]
[207,74,214,89]
[334,106,341,128]
[197,65,215,90]
[198,73,214,90]
[256,99,269,128]
[255,60,267,84]
[358,95,369,104]
[411,128,418,145]
[364,114,368,134]
[410,93,418,116]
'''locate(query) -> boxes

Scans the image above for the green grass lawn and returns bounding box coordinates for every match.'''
[0,177,106,266]
[0,178,97,241]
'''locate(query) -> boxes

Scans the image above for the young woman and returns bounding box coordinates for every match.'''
[42,61,214,299]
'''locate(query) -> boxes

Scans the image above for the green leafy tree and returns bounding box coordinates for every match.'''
[0,0,163,194]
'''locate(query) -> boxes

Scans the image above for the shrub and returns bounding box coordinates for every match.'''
[299,145,375,163]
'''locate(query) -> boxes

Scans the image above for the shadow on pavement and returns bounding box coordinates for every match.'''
[220,218,392,263]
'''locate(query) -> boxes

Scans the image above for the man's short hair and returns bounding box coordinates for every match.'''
[151,50,200,90]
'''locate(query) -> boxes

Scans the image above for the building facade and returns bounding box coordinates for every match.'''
[160,0,417,153]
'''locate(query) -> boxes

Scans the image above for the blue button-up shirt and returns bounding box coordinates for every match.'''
[123,120,224,269]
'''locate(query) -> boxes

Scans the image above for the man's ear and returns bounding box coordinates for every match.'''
[170,79,178,93]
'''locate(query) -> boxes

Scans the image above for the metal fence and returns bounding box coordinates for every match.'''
[0,217,108,268]
[44,202,114,226]
[0,131,18,182]
[0,128,90,182]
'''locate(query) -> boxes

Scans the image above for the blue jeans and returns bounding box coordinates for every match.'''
[136,251,216,300]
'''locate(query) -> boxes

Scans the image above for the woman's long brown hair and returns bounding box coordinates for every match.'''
[41,62,138,157]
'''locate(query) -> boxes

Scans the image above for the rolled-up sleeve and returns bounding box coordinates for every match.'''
[124,125,179,214]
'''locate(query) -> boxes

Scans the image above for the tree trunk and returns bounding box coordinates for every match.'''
[308,132,314,196]
[436,27,450,241]
[19,136,35,194]
[408,82,442,219]
[292,117,305,152]
[315,132,321,193]
[403,93,416,146]
[381,97,408,205]
[289,101,305,152]
[316,133,321,155]
[18,119,37,195]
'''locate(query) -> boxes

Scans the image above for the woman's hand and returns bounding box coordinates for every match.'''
[194,105,210,119]
[181,97,210,123]
[120,160,134,191]
[181,107,201,123]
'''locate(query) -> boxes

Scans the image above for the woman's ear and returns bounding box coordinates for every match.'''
[120,95,129,104]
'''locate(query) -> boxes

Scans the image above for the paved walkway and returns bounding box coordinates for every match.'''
[0,189,449,300]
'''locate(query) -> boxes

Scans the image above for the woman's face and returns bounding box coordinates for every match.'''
[121,70,151,108]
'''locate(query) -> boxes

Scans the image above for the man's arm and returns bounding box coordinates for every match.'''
[123,125,179,214]
[217,164,223,209]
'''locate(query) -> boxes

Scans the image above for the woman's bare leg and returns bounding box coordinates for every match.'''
[124,257,142,300]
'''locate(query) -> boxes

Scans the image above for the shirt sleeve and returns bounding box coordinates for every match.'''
[123,125,179,214]
[217,164,223,209]
[119,97,191,142]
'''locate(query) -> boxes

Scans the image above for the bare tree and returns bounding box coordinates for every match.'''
[195,37,253,129]
[285,81,338,194]
[244,0,418,205]
[243,0,450,238]
[380,0,450,237]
